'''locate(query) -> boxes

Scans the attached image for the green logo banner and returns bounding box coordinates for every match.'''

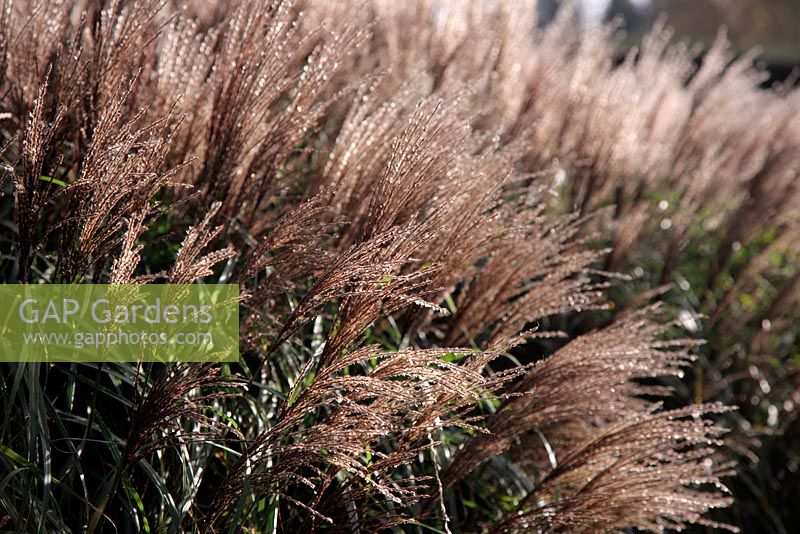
[0,285,239,362]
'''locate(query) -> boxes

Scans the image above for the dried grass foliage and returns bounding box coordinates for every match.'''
[3,0,797,531]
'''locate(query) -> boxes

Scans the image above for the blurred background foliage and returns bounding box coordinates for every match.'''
[544,0,800,69]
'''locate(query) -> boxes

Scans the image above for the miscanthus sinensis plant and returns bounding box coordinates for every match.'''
[1,0,797,532]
